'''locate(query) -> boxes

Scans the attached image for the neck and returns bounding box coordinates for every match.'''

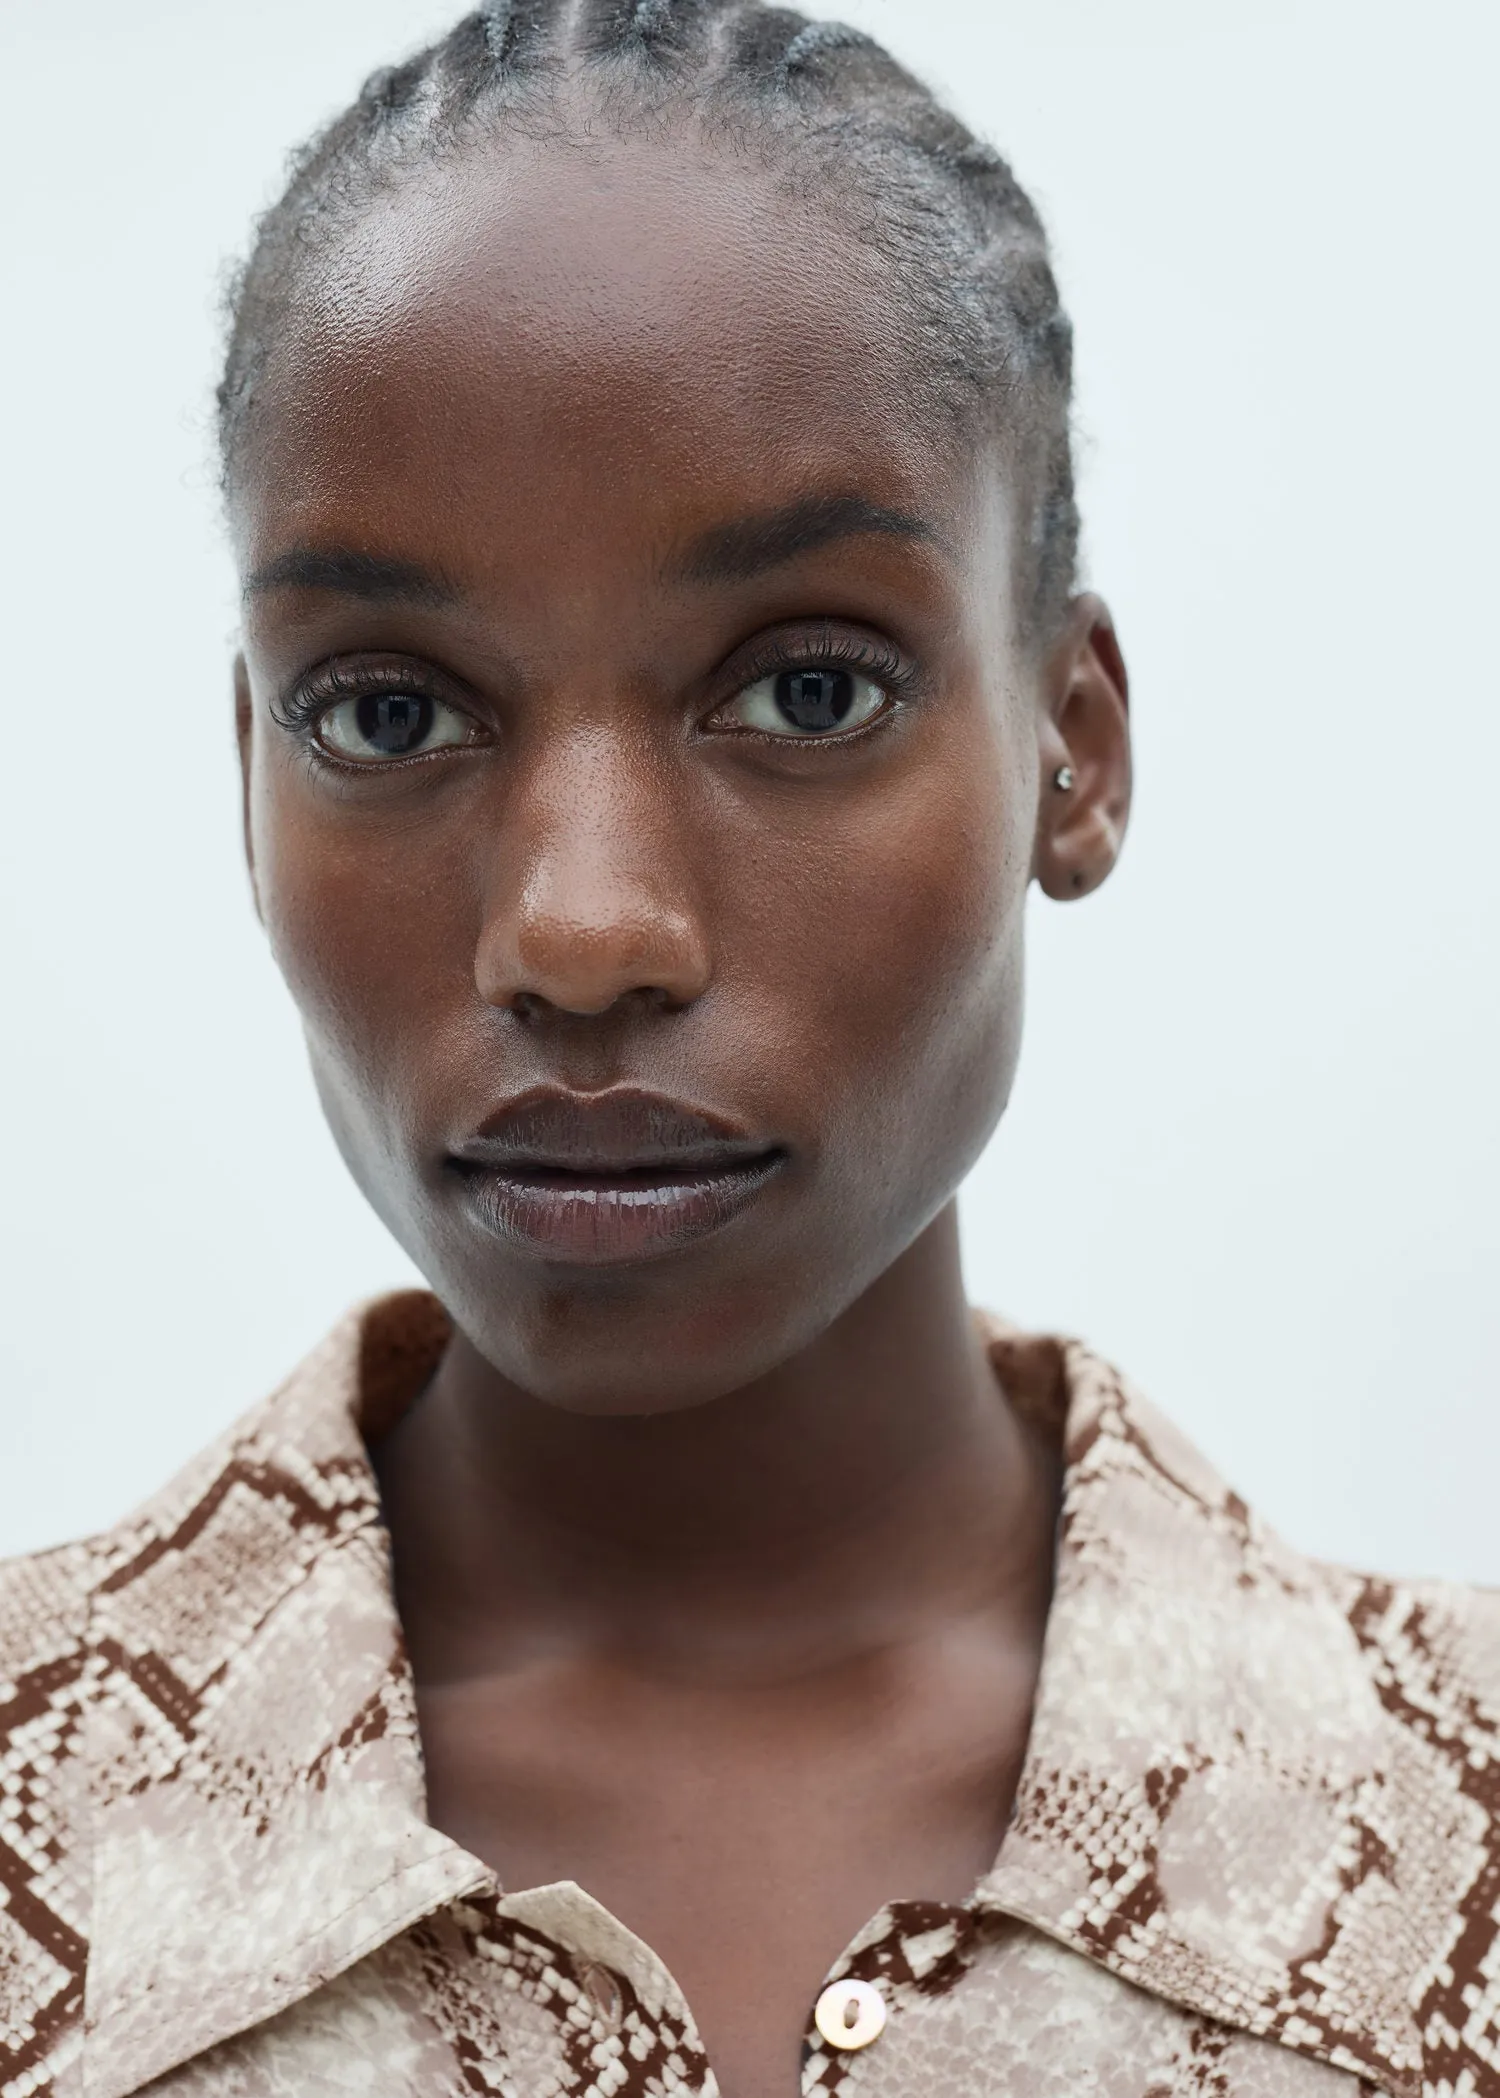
[375,1205,1058,1682]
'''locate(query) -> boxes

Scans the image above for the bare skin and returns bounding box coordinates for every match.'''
[234,120,1130,2098]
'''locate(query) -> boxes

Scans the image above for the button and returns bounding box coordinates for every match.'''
[814,1978,886,2051]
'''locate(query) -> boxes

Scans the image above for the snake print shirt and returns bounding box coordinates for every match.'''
[1,1292,1496,2098]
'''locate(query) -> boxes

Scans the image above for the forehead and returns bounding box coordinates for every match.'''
[234,129,988,576]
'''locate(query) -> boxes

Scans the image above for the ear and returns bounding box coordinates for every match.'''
[233,653,264,926]
[1032,593,1131,900]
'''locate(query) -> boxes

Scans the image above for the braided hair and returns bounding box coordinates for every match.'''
[219,0,1079,639]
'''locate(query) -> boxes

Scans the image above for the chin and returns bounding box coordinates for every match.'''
[434,1247,843,1416]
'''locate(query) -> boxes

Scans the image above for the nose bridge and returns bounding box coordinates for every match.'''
[477,716,711,1017]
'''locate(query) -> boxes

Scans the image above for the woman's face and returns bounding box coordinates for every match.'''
[233,130,1128,1412]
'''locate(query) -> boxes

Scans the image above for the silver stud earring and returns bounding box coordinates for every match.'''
[1053,765,1075,791]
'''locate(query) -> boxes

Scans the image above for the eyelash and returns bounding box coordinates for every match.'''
[271,627,918,764]
[269,659,455,739]
[717,630,917,736]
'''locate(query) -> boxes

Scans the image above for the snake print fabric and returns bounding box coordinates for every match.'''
[1,1294,1496,2096]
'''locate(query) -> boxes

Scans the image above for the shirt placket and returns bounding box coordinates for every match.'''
[453,1886,977,2098]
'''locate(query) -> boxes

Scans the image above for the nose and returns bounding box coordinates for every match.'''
[474,728,712,1019]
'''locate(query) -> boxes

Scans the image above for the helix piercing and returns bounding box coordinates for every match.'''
[1053,765,1075,791]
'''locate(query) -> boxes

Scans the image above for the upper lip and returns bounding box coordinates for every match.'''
[449,1088,778,1175]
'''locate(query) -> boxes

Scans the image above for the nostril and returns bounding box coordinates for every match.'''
[505,982,685,1025]
[476,884,713,1017]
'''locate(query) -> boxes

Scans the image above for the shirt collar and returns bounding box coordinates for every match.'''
[976,1322,1424,2097]
[81,1296,1425,2096]
[83,1293,490,2098]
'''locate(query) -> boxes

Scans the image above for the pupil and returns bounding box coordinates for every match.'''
[774,668,854,732]
[357,692,432,754]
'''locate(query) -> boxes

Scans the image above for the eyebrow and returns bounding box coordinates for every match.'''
[242,546,458,607]
[671,493,939,586]
[242,494,935,606]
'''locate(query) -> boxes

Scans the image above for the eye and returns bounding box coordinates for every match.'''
[726,666,889,739]
[315,690,475,763]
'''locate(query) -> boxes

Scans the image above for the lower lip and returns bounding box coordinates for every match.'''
[452,1154,786,1264]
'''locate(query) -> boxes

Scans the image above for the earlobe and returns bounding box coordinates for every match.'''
[1033,594,1132,901]
[233,654,264,926]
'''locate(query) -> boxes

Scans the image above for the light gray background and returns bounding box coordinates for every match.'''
[2,0,1495,1575]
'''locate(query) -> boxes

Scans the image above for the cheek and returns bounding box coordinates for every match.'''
[737,717,1031,1197]
[249,752,479,1143]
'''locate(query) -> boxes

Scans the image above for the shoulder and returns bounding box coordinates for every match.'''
[0,1485,251,2094]
[0,1529,96,1662]
[1313,1563,1500,2096]
[0,1296,434,2095]
[989,1318,1500,2096]
[0,1534,103,2091]
[1322,1555,1500,1827]
[0,1348,343,2089]
[1328,1558,1500,1717]
[0,1530,103,1768]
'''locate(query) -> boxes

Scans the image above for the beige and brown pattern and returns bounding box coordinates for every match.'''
[1,1292,1497,2097]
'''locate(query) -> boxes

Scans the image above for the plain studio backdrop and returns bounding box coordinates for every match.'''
[1,0,1496,1576]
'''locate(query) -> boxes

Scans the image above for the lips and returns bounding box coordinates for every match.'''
[446,1089,786,1264]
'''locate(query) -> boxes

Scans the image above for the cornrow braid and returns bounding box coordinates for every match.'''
[477,0,553,64]
[626,0,679,44]
[479,1,517,61]
[218,1,1079,638]
[780,21,873,73]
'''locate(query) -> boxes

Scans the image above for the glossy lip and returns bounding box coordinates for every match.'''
[447,1088,788,1265]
